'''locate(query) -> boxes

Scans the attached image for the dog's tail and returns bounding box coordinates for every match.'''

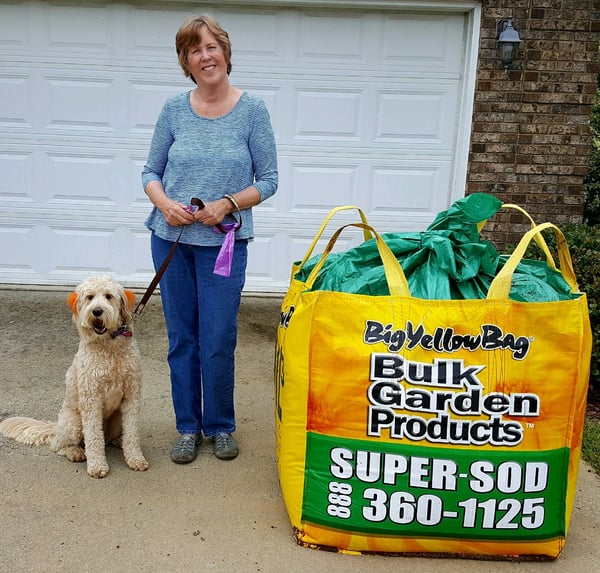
[0,417,56,446]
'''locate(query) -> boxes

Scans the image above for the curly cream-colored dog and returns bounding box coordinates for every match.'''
[0,275,148,478]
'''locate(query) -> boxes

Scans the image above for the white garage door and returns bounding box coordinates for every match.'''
[0,1,479,292]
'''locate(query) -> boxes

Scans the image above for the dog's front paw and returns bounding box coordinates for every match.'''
[127,456,149,472]
[87,461,110,478]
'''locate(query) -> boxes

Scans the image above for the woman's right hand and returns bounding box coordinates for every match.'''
[159,199,197,226]
[144,182,196,227]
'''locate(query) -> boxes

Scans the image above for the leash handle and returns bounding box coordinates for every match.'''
[192,197,225,232]
[191,197,242,233]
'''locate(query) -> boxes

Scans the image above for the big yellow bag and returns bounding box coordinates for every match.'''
[274,208,592,560]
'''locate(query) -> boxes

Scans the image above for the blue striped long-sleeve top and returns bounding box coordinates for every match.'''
[142,91,278,245]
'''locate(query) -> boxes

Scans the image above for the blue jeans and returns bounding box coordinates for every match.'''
[151,232,247,437]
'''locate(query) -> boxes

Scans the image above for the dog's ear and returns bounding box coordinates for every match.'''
[120,289,135,324]
[124,289,136,308]
[67,292,78,314]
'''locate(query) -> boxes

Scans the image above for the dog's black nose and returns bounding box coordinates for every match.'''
[93,308,103,317]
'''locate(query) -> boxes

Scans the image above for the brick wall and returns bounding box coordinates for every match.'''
[468,0,600,247]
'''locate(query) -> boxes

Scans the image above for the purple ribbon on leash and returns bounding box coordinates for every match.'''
[213,221,241,277]
[189,197,242,278]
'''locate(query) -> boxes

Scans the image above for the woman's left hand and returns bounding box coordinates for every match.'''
[193,198,230,226]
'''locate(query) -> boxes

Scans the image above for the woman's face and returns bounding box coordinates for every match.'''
[186,27,228,85]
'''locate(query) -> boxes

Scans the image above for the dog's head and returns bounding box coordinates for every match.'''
[67,275,136,339]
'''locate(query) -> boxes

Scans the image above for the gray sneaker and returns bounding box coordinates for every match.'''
[213,433,239,460]
[170,434,202,464]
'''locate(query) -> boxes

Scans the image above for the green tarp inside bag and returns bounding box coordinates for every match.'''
[294,193,578,302]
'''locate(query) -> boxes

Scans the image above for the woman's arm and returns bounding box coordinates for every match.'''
[248,99,279,203]
[142,100,195,226]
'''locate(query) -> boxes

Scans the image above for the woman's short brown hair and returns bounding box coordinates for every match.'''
[175,15,232,82]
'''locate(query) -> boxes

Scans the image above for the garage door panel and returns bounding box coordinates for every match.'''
[297,13,366,64]
[245,236,273,280]
[0,225,36,276]
[245,233,298,288]
[0,5,24,45]
[0,73,30,127]
[294,89,362,141]
[131,81,176,133]
[18,146,151,214]
[371,166,437,212]
[1,224,87,278]
[130,8,191,59]
[383,13,465,71]
[129,155,154,210]
[45,151,118,205]
[45,76,116,131]
[130,230,154,276]
[369,161,451,214]
[51,227,115,274]
[47,5,112,50]
[289,162,358,209]
[224,10,285,62]
[1,151,33,201]
[375,85,459,148]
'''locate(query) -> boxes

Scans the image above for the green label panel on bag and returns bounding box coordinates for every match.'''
[301,432,569,540]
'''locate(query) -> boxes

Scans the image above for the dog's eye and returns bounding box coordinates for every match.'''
[105,294,113,300]
[86,295,94,301]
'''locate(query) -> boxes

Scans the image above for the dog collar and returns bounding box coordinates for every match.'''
[111,325,132,338]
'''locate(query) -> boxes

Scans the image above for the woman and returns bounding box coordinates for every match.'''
[142,15,278,463]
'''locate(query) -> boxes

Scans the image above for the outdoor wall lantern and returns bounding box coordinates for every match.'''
[496,18,522,70]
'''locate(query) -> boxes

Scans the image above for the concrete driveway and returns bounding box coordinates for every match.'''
[1,288,599,573]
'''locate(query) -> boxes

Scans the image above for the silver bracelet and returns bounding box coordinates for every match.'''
[224,193,240,211]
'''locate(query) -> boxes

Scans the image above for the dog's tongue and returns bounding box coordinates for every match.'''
[93,320,107,335]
